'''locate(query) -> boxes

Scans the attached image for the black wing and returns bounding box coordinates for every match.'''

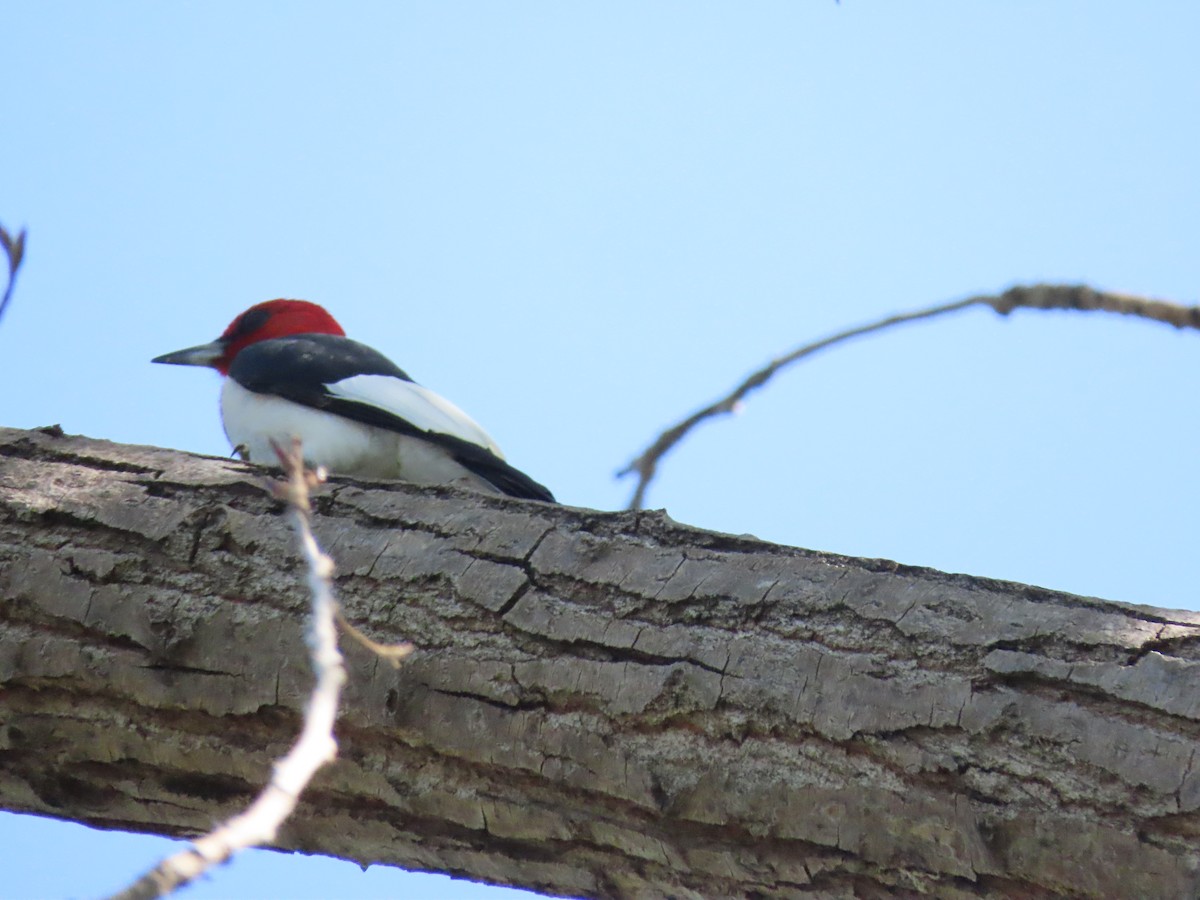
[229,334,556,502]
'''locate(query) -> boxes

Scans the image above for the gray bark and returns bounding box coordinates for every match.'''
[2,424,1199,899]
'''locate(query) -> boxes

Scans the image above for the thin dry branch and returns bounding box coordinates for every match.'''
[0,224,27,324]
[107,441,350,900]
[618,283,1200,509]
[335,607,414,668]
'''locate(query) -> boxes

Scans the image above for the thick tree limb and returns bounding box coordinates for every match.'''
[619,284,1200,509]
[3,426,1200,898]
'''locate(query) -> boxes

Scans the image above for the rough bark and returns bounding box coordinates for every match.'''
[2,425,1199,899]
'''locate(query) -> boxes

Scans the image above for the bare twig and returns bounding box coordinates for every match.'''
[618,284,1200,509]
[335,607,413,668]
[108,440,350,900]
[0,224,27,324]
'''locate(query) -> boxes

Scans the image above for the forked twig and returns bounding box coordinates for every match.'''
[108,440,355,900]
[618,284,1200,509]
[0,224,27,324]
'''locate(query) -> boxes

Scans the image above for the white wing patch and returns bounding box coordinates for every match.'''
[327,374,505,458]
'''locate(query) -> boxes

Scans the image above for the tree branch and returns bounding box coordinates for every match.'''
[0,223,27,325]
[3,426,1200,898]
[618,284,1200,509]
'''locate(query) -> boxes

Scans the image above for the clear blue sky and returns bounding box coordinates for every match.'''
[3,3,1198,898]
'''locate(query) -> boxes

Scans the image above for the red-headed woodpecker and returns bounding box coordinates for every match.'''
[153,299,555,502]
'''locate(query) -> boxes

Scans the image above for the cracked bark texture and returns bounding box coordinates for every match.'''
[2,426,1200,899]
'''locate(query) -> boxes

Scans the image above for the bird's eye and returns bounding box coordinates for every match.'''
[227,306,272,339]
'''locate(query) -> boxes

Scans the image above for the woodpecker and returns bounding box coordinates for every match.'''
[153,299,555,502]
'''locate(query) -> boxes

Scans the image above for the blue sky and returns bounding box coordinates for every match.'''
[3,3,1199,897]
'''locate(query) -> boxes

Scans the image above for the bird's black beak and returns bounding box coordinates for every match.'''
[152,340,226,368]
